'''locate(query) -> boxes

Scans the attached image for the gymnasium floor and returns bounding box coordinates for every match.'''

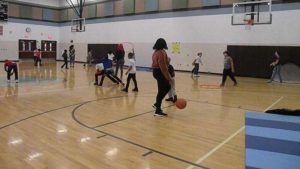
[0,61,299,169]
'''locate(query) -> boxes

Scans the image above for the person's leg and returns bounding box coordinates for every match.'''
[123,74,132,92]
[221,69,228,86]
[94,73,99,85]
[132,74,138,91]
[228,70,237,85]
[7,67,12,81]
[111,73,124,85]
[195,63,199,75]
[115,61,119,76]
[99,74,105,86]
[191,67,195,75]
[13,65,18,81]
[155,70,171,114]
[120,63,124,78]
[39,58,42,66]
[34,58,38,66]
[65,60,68,69]
[270,66,277,82]
[277,65,283,83]
[166,78,175,100]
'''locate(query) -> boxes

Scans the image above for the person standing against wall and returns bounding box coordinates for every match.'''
[268,51,283,83]
[220,51,237,87]
[69,45,76,68]
[191,52,203,77]
[152,38,172,117]
[115,44,125,78]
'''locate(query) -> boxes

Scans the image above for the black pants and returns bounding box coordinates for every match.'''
[100,70,123,86]
[115,60,124,77]
[7,65,18,80]
[34,57,42,66]
[125,73,138,90]
[153,68,171,111]
[61,59,68,69]
[192,63,199,75]
[222,69,237,84]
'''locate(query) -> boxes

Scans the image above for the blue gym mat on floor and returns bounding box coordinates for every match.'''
[246,112,300,169]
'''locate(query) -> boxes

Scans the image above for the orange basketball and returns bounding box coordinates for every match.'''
[175,99,187,109]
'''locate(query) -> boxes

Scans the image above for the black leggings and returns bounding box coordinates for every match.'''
[35,57,42,66]
[100,70,123,86]
[7,65,18,80]
[153,68,171,111]
[61,59,68,69]
[125,73,138,90]
[222,69,237,84]
[192,63,199,75]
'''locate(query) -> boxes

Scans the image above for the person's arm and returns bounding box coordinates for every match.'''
[230,58,235,73]
[4,64,8,72]
[192,59,196,65]
[270,59,279,66]
[158,51,172,81]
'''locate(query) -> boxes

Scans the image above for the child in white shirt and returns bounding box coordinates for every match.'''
[122,53,138,92]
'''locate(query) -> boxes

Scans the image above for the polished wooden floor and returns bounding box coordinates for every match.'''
[0,61,299,169]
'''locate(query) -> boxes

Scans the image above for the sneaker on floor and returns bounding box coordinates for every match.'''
[15,80,19,83]
[165,97,173,102]
[94,82,98,85]
[122,88,128,92]
[7,80,10,83]
[154,111,168,117]
[233,82,237,86]
[132,88,138,92]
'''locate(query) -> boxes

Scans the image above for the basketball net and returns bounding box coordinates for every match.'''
[244,19,254,30]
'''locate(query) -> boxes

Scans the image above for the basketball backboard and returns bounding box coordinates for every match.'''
[232,0,272,25]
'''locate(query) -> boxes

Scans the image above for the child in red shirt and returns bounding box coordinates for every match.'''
[4,60,18,83]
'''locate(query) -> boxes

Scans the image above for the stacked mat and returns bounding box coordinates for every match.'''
[246,112,300,169]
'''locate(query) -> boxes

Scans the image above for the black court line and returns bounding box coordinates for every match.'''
[71,100,209,169]
[0,102,82,130]
[92,104,175,129]
[0,95,127,130]
[142,151,153,157]
[96,135,107,139]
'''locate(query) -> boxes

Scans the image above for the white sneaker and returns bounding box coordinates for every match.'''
[7,80,10,83]
[15,80,19,83]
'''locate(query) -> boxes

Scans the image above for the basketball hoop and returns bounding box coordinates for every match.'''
[71,18,86,32]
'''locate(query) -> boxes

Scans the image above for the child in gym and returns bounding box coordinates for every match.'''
[94,63,104,85]
[61,49,68,69]
[4,59,18,83]
[165,57,177,102]
[220,51,237,87]
[192,52,203,77]
[122,52,138,92]
[34,49,42,66]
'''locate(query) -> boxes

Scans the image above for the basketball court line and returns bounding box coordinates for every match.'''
[187,99,259,112]
[186,96,284,169]
[0,85,91,98]
[71,104,209,169]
